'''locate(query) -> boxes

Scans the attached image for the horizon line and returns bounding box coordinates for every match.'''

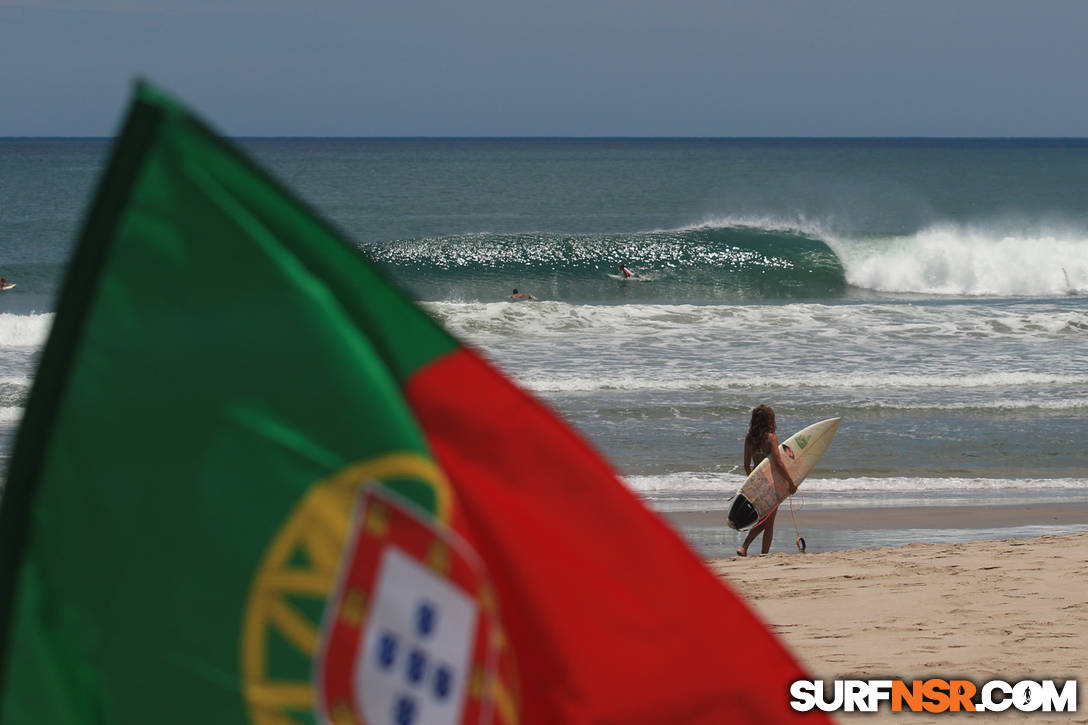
[4,134,1088,142]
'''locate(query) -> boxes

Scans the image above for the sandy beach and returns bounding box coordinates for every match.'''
[710,532,1088,723]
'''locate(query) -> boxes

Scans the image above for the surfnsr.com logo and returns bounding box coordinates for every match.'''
[790,679,1077,714]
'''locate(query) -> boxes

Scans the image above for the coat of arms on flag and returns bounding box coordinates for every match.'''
[316,486,503,725]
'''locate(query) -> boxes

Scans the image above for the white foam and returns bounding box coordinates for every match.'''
[515,370,1088,394]
[0,407,23,425]
[625,472,1088,495]
[624,471,744,494]
[0,313,54,348]
[0,376,32,387]
[801,476,1088,493]
[850,398,1088,412]
[425,300,1087,344]
[831,223,1088,296]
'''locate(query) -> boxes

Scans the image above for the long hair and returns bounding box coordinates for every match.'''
[746,405,776,449]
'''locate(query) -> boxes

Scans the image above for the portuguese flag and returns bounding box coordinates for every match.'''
[0,84,825,725]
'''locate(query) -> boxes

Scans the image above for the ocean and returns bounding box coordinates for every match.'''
[2,137,1086,555]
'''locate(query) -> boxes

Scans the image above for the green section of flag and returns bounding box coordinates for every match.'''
[0,82,458,723]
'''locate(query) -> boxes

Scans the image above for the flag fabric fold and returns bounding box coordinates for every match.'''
[0,83,827,725]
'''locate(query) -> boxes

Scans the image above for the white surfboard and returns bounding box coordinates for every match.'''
[607,273,651,282]
[727,417,841,530]
[0,283,15,291]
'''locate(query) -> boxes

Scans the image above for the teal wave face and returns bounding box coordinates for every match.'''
[364,226,846,302]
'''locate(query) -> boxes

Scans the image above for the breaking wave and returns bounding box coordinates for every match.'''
[365,219,1088,302]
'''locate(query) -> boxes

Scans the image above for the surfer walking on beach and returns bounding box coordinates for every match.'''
[737,405,797,556]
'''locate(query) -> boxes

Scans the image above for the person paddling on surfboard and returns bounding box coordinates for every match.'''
[508,288,536,300]
[736,405,797,556]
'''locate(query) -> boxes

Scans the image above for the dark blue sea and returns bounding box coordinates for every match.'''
[2,138,1086,553]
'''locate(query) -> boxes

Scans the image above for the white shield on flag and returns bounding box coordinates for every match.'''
[356,546,476,725]
[315,484,503,725]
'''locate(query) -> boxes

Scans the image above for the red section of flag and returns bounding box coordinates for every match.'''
[405,347,829,724]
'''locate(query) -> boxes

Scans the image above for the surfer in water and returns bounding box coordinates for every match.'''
[508,288,537,300]
[619,264,638,279]
[736,405,798,556]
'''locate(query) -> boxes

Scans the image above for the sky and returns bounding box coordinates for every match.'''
[2,0,1088,137]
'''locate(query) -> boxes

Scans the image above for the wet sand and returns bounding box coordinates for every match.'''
[667,501,1088,531]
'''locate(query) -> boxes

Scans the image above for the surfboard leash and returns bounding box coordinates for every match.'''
[743,491,806,552]
[789,490,806,552]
